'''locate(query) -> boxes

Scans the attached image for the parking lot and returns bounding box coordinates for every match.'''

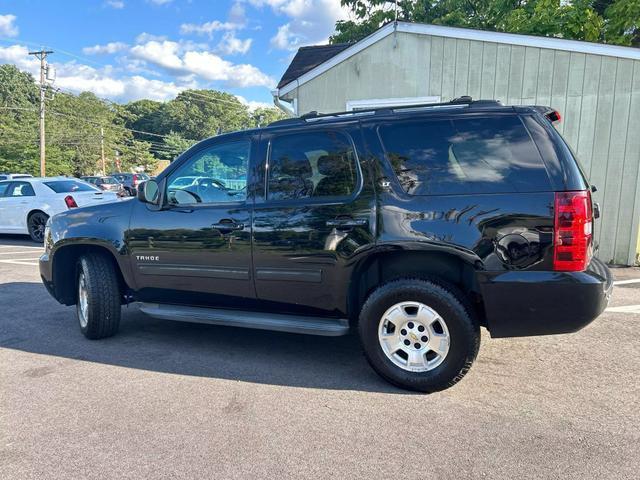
[0,235,638,480]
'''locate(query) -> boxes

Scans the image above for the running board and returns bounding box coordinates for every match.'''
[138,303,350,336]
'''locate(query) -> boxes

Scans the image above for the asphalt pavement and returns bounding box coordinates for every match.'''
[1,234,639,479]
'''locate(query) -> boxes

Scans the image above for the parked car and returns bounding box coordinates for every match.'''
[110,172,150,196]
[0,177,119,242]
[39,98,612,392]
[81,175,126,196]
[0,173,33,181]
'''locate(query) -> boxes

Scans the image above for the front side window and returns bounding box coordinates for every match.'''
[167,140,250,205]
[379,116,550,195]
[268,131,358,201]
[0,182,9,196]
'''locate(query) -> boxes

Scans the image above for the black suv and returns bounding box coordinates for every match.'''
[39,99,612,392]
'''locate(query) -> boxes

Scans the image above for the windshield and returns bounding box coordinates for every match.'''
[44,180,100,193]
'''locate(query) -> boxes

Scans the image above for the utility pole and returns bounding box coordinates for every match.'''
[28,49,53,177]
[100,127,105,175]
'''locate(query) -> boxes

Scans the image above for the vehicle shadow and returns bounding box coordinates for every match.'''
[0,281,404,394]
[0,234,40,247]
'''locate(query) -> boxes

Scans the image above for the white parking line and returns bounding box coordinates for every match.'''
[606,304,640,314]
[613,278,640,285]
[0,250,43,255]
[0,260,38,266]
[0,244,42,249]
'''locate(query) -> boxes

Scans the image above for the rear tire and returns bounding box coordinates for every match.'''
[358,279,480,393]
[27,211,48,243]
[76,253,121,339]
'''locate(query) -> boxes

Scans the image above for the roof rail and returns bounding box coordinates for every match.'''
[268,97,502,127]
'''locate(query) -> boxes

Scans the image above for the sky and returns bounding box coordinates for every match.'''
[0,0,353,107]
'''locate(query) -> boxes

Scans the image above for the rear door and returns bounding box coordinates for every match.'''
[127,134,257,308]
[251,125,376,316]
[0,181,12,230]
[1,181,36,231]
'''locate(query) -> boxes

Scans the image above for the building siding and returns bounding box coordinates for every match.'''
[294,32,640,265]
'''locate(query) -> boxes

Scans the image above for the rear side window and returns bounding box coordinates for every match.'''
[268,131,358,201]
[8,182,35,197]
[44,180,99,193]
[379,116,550,195]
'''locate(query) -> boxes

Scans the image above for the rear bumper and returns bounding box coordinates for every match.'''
[478,257,613,338]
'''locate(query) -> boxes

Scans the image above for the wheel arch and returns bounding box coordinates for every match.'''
[51,243,128,306]
[348,247,486,326]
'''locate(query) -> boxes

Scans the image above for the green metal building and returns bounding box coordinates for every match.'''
[274,21,640,266]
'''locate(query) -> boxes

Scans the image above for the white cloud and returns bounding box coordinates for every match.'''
[0,14,19,37]
[0,43,194,102]
[82,42,128,55]
[130,39,273,87]
[247,0,350,50]
[105,0,125,8]
[216,32,252,55]
[148,0,173,5]
[235,95,274,112]
[135,32,167,43]
[180,20,240,38]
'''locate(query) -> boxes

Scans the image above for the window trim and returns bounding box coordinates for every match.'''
[263,129,363,206]
[164,138,252,208]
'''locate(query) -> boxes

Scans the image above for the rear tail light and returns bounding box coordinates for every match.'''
[553,190,593,271]
[545,109,561,124]
[64,195,78,208]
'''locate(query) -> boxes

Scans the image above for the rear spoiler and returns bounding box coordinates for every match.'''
[531,106,562,125]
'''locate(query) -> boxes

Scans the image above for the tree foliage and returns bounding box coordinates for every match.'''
[330,0,640,46]
[0,63,286,176]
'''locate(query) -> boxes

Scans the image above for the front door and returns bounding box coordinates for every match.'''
[128,135,256,308]
[252,126,376,317]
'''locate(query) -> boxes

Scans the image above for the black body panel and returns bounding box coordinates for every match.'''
[39,101,612,339]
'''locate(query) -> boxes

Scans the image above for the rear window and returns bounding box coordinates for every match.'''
[379,115,550,195]
[44,180,99,193]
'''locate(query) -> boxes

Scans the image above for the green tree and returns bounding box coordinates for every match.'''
[162,131,197,160]
[330,0,637,46]
[250,107,287,128]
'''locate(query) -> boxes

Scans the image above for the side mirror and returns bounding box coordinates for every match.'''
[137,180,160,205]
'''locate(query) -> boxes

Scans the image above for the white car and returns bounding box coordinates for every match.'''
[0,177,119,242]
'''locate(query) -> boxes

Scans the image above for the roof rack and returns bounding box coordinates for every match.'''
[268,97,503,127]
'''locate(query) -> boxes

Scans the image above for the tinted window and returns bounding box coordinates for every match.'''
[8,182,35,197]
[379,116,550,195]
[100,177,117,184]
[0,182,9,196]
[268,131,357,201]
[44,180,99,193]
[167,140,249,205]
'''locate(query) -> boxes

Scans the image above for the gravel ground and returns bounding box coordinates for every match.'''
[1,235,639,480]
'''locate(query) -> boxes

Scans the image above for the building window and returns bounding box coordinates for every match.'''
[346,96,441,111]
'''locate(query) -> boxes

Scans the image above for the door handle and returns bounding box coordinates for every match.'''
[326,218,368,229]
[212,220,244,231]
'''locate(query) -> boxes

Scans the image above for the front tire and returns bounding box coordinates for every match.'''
[27,211,48,243]
[76,253,121,339]
[358,279,480,393]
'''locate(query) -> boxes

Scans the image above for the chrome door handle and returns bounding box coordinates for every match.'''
[326,218,368,229]
[212,221,244,231]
